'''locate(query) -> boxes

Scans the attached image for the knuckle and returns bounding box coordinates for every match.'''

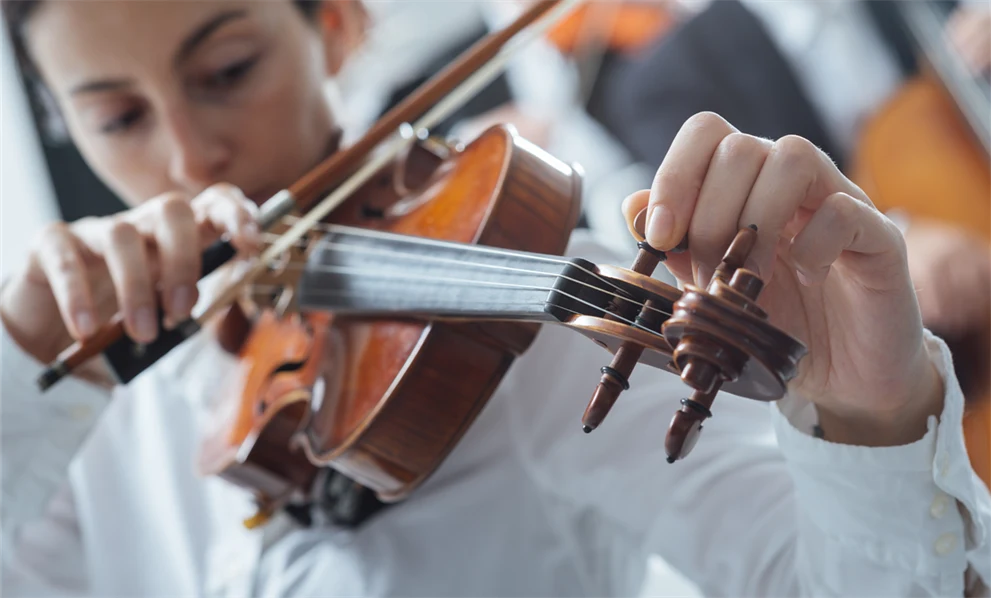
[685,111,730,134]
[825,192,858,222]
[107,219,141,246]
[207,182,241,197]
[203,182,247,209]
[714,133,769,165]
[34,221,70,250]
[771,135,819,172]
[159,193,194,221]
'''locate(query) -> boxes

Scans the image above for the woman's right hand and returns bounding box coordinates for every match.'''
[0,184,261,366]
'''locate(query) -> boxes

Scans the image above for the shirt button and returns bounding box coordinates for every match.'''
[937,453,950,478]
[930,494,950,519]
[934,532,957,556]
[67,405,93,421]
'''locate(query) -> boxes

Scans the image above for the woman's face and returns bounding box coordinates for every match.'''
[25,0,340,206]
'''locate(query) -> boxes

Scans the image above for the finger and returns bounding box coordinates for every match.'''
[102,219,158,343]
[950,11,991,72]
[621,189,651,241]
[738,135,864,279]
[787,192,905,291]
[152,194,201,328]
[689,133,771,283]
[33,223,98,339]
[621,189,695,283]
[646,112,738,250]
[192,183,261,253]
[965,36,991,74]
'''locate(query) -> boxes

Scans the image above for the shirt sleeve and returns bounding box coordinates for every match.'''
[505,320,989,596]
[771,329,990,596]
[1,320,110,595]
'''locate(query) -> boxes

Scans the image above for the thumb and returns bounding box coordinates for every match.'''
[621,190,651,242]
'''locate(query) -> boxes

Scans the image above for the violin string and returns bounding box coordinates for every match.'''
[267,218,676,322]
[264,264,669,341]
[273,256,675,337]
[243,285,632,353]
[279,216,638,300]
[257,232,673,321]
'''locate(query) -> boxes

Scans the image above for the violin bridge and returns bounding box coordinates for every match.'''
[248,219,316,317]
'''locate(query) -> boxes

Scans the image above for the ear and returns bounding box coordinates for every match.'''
[317,0,369,76]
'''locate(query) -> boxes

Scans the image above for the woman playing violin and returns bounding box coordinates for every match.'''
[1,1,988,596]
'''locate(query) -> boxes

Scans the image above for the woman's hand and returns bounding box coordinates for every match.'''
[0,184,261,366]
[947,4,991,76]
[623,113,943,446]
[904,219,991,338]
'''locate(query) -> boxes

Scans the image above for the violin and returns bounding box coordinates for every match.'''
[850,0,990,486]
[37,0,807,524]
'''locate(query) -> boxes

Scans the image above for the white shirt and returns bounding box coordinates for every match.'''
[2,232,989,597]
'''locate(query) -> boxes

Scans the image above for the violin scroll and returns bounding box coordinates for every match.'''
[584,223,807,463]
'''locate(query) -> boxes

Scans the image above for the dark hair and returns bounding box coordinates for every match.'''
[1,0,322,141]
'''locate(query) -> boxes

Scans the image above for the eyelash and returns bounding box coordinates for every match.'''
[101,107,145,135]
[99,55,261,135]
[203,54,260,91]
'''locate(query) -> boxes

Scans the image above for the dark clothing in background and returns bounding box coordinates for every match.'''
[584,0,843,171]
[583,0,961,172]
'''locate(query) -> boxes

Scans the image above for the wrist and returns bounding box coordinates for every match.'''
[0,274,70,364]
[816,344,944,447]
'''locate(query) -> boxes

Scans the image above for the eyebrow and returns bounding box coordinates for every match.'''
[70,9,248,96]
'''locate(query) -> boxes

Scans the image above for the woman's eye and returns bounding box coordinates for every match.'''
[100,107,145,134]
[204,55,259,89]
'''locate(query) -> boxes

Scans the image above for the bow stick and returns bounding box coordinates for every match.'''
[38,0,585,390]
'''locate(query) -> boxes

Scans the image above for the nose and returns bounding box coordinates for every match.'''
[163,105,232,193]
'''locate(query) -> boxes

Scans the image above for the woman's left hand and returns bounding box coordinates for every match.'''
[947,4,991,76]
[623,113,943,446]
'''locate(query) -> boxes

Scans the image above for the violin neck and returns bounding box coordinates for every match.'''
[296,225,600,324]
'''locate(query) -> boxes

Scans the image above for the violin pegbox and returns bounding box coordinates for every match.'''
[582,224,807,463]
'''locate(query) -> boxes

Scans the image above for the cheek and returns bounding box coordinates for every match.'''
[231,49,331,184]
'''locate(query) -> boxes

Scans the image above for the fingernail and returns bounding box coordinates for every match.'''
[134,306,157,341]
[796,270,812,287]
[633,208,648,239]
[74,310,97,338]
[172,285,194,318]
[646,205,675,249]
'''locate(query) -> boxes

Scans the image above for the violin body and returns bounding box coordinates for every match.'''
[851,75,991,487]
[200,125,584,515]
